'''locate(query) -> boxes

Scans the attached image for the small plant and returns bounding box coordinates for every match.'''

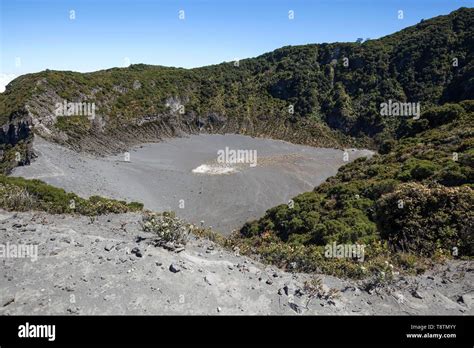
[141,211,189,246]
[303,276,340,308]
[359,261,395,294]
[191,225,226,245]
[0,184,34,211]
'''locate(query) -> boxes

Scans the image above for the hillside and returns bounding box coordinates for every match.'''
[234,101,473,277]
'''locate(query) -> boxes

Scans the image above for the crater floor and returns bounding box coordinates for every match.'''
[12,134,373,234]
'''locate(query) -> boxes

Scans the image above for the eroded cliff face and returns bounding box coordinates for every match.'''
[0,109,31,146]
[8,85,344,156]
[0,108,34,172]
[0,119,31,146]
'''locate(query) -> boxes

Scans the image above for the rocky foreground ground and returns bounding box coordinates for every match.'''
[0,209,472,315]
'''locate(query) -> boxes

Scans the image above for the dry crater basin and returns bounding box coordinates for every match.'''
[13,134,373,234]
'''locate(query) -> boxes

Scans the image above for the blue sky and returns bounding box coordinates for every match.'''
[0,0,472,90]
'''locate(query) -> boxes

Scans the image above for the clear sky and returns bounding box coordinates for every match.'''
[0,0,472,90]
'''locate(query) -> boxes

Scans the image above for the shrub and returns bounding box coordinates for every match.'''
[375,183,473,256]
[141,211,189,246]
[422,104,466,128]
[398,158,439,181]
[0,184,34,211]
[0,175,143,215]
[410,160,438,180]
[379,139,396,154]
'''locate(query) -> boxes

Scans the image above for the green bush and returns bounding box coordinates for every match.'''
[375,183,473,256]
[410,160,439,180]
[0,175,143,215]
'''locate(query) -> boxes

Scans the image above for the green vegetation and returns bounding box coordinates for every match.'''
[0,175,143,215]
[229,102,473,278]
[376,183,473,256]
[55,115,92,132]
[0,140,32,175]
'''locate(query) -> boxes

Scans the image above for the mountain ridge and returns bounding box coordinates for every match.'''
[1,7,472,164]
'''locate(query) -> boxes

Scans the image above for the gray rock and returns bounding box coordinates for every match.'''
[295,288,305,297]
[2,298,15,307]
[411,290,423,299]
[283,283,296,296]
[104,243,115,252]
[204,273,219,285]
[288,301,302,314]
[61,237,72,244]
[131,247,143,257]
[460,293,473,308]
[163,242,176,251]
[169,264,181,273]
[67,306,81,314]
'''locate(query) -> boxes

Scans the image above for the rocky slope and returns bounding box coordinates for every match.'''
[0,210,472,315]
